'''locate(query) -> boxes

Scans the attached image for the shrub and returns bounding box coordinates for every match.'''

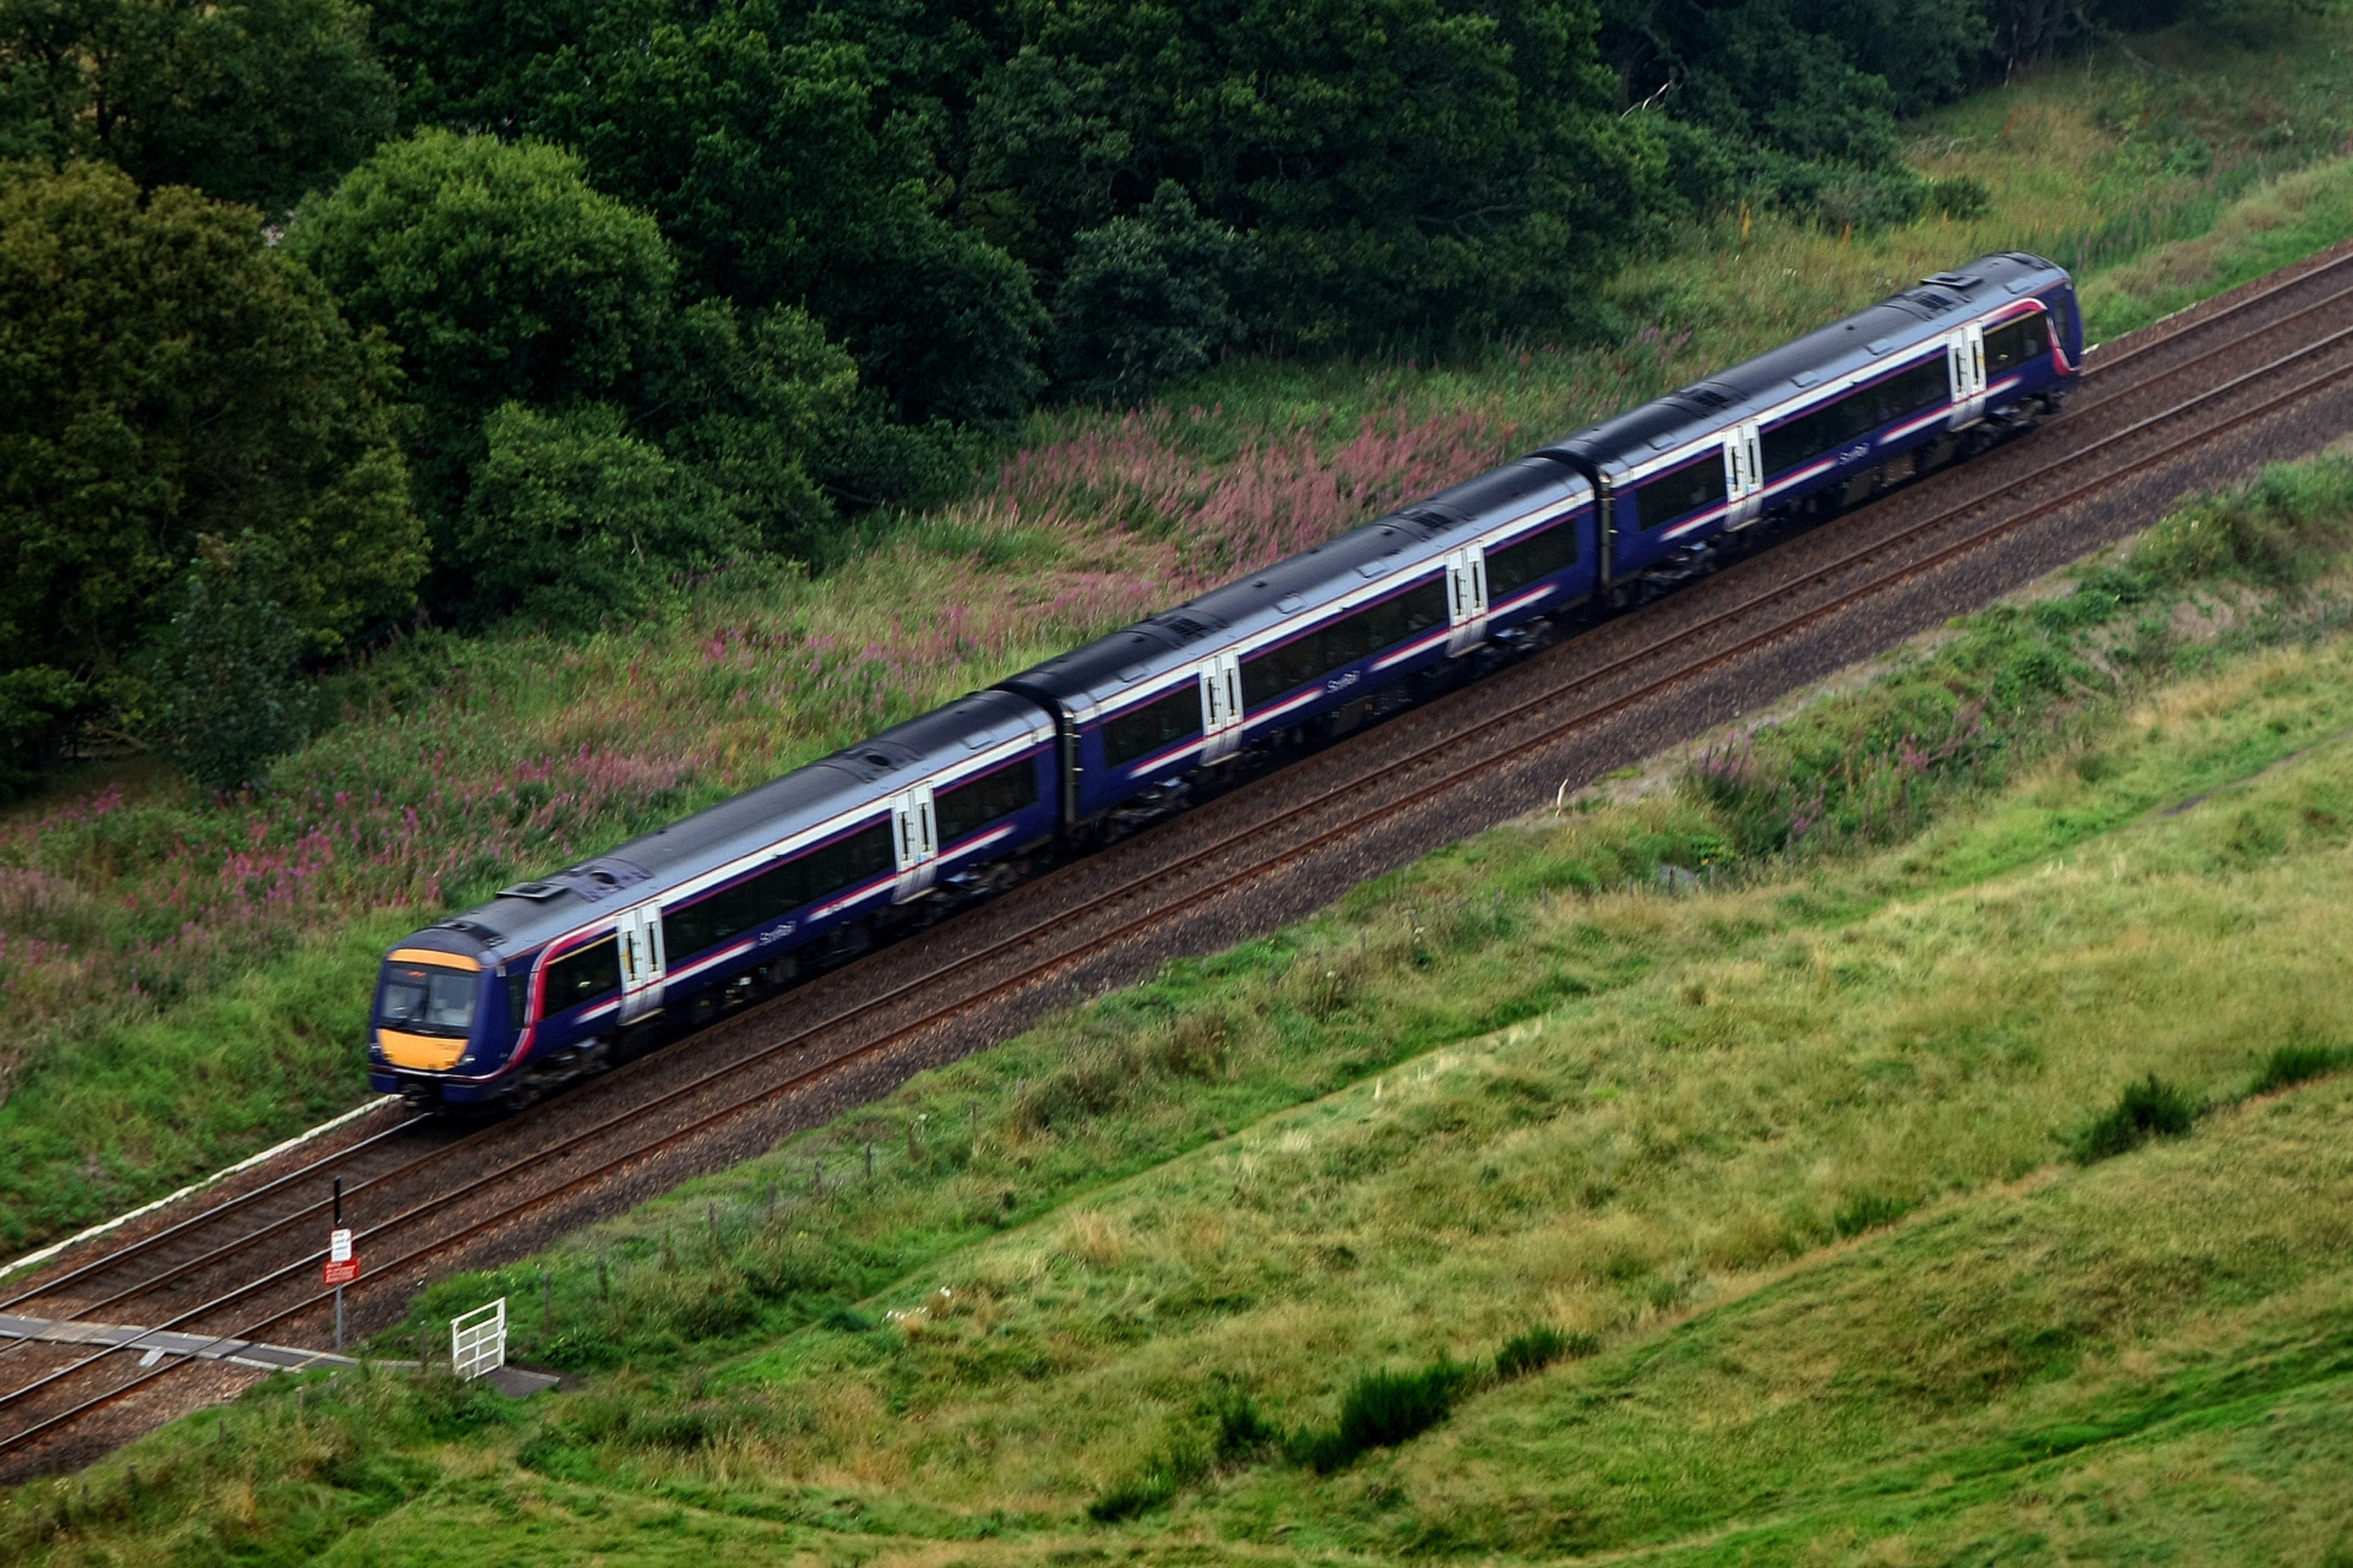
[2135,457,2353,590]
[2249,1042,2349,1095]
[2071,1073,2200,1163]
[1495,1325,1572,1380]
[1207,1383,1277,1459]
[1833,1192,1913,1238]
[1052,182,1245,408]
[1288,1360,1471,1473]
[147,541,313,792]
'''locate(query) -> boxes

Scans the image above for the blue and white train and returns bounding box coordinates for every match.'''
[371,253,2079,1107]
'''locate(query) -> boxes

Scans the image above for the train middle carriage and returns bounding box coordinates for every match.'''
[1548,251,2081,587]
[996,459,1599,830]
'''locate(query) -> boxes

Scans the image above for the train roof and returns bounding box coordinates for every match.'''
[407,687,1052,960]
[995,457,1588,717]
[1542,252,2071,479]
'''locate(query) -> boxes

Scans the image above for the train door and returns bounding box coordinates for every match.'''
[1948,322,1988,426]
[1724,421,1765,526]
[1446,545,1490,654]
[890,784,938,901]
[615,903,666,1025]
[1199,652,1245,763]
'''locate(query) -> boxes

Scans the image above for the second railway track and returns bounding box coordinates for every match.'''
[8,238,2353,1478]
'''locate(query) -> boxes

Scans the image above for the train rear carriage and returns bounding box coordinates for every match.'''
[368,690,1057,1106]
[1545,252,2080,593]
[998,459,1596,833]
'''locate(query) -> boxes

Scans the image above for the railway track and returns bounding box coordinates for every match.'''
[7,239,2353,1478]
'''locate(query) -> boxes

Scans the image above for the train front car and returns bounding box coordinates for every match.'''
[369,689,1060,1111]
[371,935,511,1084]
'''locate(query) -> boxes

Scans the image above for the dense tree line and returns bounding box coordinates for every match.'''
[0,0,2208,787]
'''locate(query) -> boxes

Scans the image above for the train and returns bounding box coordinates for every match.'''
[370,251,2082,1109]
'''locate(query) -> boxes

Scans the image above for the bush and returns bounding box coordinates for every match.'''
[454,403,751,630]
[2135,458,2353,590]
[1052,182,1245,407]
[2071,1073,2201,1163]
[1495,1325,1575,1380]
[147,541,313,791]
[1288,1360,1471,1472]
[2249,1042,2349,1096]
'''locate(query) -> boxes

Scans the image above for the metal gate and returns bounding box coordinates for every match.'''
[451,1298,507,1381]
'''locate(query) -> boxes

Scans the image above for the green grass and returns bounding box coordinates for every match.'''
[4,7,2353,1267]
[15,460,2353,1561]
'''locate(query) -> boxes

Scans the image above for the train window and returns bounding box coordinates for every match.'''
[1103,685,1202,767]
[1761,390,1882,476]
[1636,456,1727,531]
[507,970,529,1033]
[1485,521,1579,595]
[379,962,478,1034]
[542,937,619,1013]
[1868,357,1949,424]
[935,758,1041,843]
[1240,579,1447,705]
[662,821,896,961]
[1984,314,2049,374]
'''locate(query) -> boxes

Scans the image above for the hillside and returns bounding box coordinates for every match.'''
[12,453,2353,1562]
[6,12,2353,1258]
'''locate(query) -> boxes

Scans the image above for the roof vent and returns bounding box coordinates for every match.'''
[499,881,561,901]
[1673,384,1734,409]
[1158,614,1216,642]
[544,859,651,903]
[1275,594,1304,614]
[1921,271,1980,289]
[865,751,892,767]
[963,729,995,750]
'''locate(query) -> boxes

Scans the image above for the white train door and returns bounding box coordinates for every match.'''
[890,784,938,901]
[1724,421,1765,526]
[1199,652,1244,763]
[1949,322,1988,427]
[1446,545,1489,655]
[615,903,666,1024]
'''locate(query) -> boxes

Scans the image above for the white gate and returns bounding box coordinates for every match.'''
[1199,653,1245,763]
[451,1298,507,1381]
[1445,544,1490,655]
[890,784,939,901]
[1723,420,1765,527]
[1949,321,1988,428]
[615,903,665,1024]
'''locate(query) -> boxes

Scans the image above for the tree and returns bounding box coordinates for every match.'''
[284,130,678,534]
[365,0,1047,429]
[0,0,395,213]
[968,0,1663,351]
[1053,182,1244,407]
[0,160,424,784]
[149,537,312,792]
[455,402,745,630]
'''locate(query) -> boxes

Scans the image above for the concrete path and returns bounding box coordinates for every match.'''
[0,1311,559,1395]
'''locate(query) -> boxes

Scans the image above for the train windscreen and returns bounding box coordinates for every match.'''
[379,960,478,1035]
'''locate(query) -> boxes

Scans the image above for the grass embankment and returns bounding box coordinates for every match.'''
[4,15,2353,1253]
[13,460,2353,1561]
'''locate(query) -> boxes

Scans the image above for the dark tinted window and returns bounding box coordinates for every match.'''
[543,937,619,1013]
[1636,456,1727,531]
[1985,314,2049,374]
[1240,579,1448,705]
[1103,685,1202,767]
[662,821,896,960]
[1868,357,1949,423]
[935,759,1041,842]
[1762,390,1880,476]
[507,971,529,1033]
[1486,521,1579,595]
